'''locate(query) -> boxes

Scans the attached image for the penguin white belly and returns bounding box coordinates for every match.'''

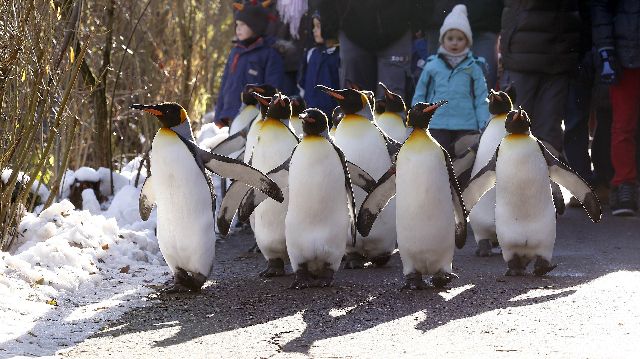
[252,119,298,259]
[151,129,215,276]
[285,137,348,272]
[230,105,259,135]
[469,117,507,241]
[375,112,410,143]
[396,131,454,275]
[243,115,262,163]
[289,117,303,138]
[334,115,396,257]
[495,136,556,262]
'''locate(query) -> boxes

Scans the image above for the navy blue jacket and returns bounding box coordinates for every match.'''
[214,37,284,124]
[299,45,340,116]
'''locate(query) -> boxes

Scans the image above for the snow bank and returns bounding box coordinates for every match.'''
[1,168,51,204]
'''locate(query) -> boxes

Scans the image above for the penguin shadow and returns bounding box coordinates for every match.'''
[80,208,639,354]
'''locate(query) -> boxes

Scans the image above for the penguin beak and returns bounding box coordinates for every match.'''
[131,104,163,117]
[316,85,345,100]
[423,100,447,113]
[252,92,271,107]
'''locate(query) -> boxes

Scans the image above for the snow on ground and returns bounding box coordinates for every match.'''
[0,162,170,358]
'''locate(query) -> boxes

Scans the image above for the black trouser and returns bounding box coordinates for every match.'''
[429,129,478,157]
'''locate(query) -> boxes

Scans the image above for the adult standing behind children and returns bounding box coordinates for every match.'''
[213,1,284,128]
[592,0,640,216]
[500,0,581,154]
[298,9,340,117]
[411,4,490,155]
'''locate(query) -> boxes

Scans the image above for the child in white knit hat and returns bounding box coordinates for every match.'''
[411,4,490,156]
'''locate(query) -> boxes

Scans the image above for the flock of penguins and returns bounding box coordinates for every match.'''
[130,82,602,293]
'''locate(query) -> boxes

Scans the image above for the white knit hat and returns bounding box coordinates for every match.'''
[439,4,473,46]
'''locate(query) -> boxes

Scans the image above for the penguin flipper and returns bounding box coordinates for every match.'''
[346,161,376,194]
[357,166,397,237]
[139,175,156,221]
[551,181,566,215]
[537,141,602,222]
[199,149,284,203]
[210,130,247,157]
[217,180,251,236]
[238,157,291,223]
[442,148,468,249]
[333,144,357,245]
[462,147,498,211]
[452,141,479,189]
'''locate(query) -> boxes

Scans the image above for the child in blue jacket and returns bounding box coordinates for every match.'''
[411,4,490,154]
[213,1,284,127]
[298,10,340,118]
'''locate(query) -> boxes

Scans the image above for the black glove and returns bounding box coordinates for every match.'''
[598,48,619,84]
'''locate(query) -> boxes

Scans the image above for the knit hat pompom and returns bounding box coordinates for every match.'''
[234,1,270,37]
[439,4,473,46]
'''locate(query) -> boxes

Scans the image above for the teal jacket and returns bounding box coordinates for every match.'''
[411,52,490,130]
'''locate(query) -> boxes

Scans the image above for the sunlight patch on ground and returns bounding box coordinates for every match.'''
[65,288,141,322]
[438,284,475,301]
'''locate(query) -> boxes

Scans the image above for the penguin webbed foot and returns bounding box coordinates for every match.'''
[290,263,314,289]
[314,265,335,287]
[259,258,286,277]
[162,267,206,293]
[475,238,493,257]
[402,272,428,290]
[533,256,557,276]
[431,271,458,288]
[343,252,366,269]
[505,255,529,276]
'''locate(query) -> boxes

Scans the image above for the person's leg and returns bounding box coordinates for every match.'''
[608,67,640,215]
[429,129,454,154]
[532,73,570,153]
[377,31,412,101]
[591,84,614,187]
[609,67,640,186]
[509,70,539,119]
[563,62,594,183]
[471,31,499,90]
[339,31,376,91]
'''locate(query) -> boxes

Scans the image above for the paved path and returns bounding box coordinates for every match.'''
[61,208,640,358]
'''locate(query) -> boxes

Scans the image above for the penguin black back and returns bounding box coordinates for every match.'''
[300,108,328,136]
[378,82,406,113]
[131,102,187,128]
[406,101,447,129]
[505,108,530,134]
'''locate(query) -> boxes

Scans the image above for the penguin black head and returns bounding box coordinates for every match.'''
[406,101,447,129]
[245,83,277,117]
[487,89,514,115]
[505,107,530,134]
[316,85,369,115]
[299,108,328,136]
[130,102,187,128]
[254,92,291,120]
[241,84,260,106]
[378,82,406,113]
[331,106,344,128]
[290,95,307,118]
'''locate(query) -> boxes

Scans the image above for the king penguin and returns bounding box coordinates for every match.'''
[318,85,400,269]
[287,95,307,138]
[131,102,283,292]
[375,82,410,143]
[358,101,467,289]
[463,109,602,276]
[285,108,356,288]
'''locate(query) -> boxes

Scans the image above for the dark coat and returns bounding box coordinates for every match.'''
[419,0,503,34]
[299,45,340,116]
[592,0,640,68]
[214,37,284,124]
[321,0,415,52]
[500,0,582,74]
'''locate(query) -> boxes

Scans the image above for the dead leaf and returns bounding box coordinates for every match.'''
[101,244,109,250]
[120,265,130,274]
